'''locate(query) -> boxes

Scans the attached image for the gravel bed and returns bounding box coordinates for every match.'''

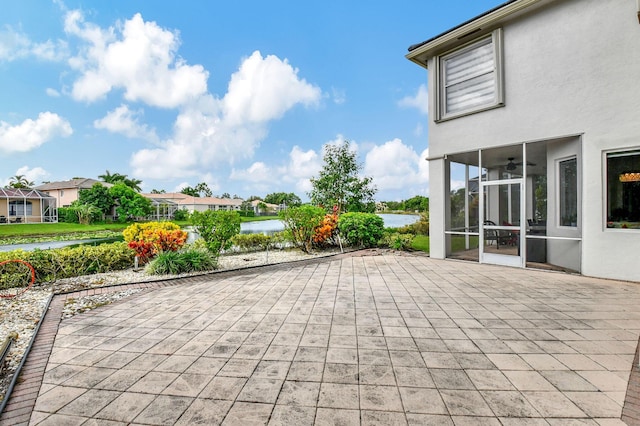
[0,248,341,404]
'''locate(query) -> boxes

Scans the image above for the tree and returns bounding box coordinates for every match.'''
[150,189,166,194]
[404,195,429,212]
[308,140,377,213]
[180,182,212,197]
[264,192,302,207]
[98,170,143,192]
[278,205,325,253]
[221,192,231,199]
[109,183,153,222]
[190,210,241,255]
[383,201,404,211]
[8,175,34,189]
[71,203,101,225]
[77,183,115,216]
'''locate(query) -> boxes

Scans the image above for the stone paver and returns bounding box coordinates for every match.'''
[2,252,640,425]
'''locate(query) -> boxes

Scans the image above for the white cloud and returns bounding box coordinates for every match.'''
[222,51,321,126]
[15,165,49,185]
[46,88,61,97]
[364,139,429,197]
[229,145,322,195]
[230,162,271,183]
[413,122,423,137]
[280,145,322,193]
[0,25,68,62]
[331,87,346,104]
[398,84,428,115]
[65,11,208,107]
[131,52,321,180]
[0,112,73,153]
[94,104,158,142]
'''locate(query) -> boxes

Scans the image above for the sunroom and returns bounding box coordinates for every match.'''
[442,136,582,273]
[0,188,57,224]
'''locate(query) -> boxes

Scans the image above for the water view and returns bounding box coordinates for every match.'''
[240,213,420,235]
[0,214,421,252]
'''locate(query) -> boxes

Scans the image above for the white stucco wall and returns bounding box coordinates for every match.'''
[425,0,640,281]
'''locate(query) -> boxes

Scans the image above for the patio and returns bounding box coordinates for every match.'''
[2,252,639,425]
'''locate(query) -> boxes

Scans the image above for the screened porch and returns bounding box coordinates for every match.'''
[0,188,57,224]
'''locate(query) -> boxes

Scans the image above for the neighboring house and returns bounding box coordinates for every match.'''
[142,193,244,219]
[250,199,280,216]
[35,179,113,208]
[406,0,640,281]
[0,188,57,223]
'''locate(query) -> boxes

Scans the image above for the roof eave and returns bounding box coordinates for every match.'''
[406,0,544,68]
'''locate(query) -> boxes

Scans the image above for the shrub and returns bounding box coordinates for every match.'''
[123,221,182,242]
[396,213,429,236]
[337,212,385,248]
[123,221,187,262]
[190,210,241,255]
[172,209,189,221]
[379,232,415,251]
[279,205,325,253]
[57,207,79,223]
[231,233,274,252]
[313,208,339,247]
[0,242,134,288]
[145,249,218,275]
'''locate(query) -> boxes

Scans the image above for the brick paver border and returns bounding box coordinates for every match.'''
[622,336,640,424]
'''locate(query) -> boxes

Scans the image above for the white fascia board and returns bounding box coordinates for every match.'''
[406,0,544,68]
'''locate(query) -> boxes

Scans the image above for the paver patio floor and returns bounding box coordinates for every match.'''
[7,253,640,425]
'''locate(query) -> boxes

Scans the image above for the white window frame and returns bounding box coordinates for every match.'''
[436,28,504,122]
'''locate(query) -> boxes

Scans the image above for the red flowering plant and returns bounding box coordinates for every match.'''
[123,222,187,264]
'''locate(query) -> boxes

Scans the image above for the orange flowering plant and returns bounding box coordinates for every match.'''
[313,205,339,247]
[123,222,187,263]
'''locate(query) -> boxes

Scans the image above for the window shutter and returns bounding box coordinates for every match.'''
[442,36,497,115]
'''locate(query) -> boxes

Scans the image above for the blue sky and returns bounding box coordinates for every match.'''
[0,0,504,201]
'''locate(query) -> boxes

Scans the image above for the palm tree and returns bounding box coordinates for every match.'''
[72,204,101,225]
[98,170,143,192]
[8,175,34,189]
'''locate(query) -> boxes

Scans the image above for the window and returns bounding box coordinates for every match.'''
[559,158,578,227]
[437,29,503,120]
[9,200,32,216]
[607,150,640,229]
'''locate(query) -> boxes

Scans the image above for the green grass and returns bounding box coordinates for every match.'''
[241,215,279,222]
[452,235,479,252]
[0,216,280,244]
[0,222,129,237]
[411,235,429,252]
[410,235,479,254]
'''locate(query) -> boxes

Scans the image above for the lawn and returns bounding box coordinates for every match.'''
[411,235,429,252]
[410,235,478,254]
[0,222,129,237]
[0,216,279,242]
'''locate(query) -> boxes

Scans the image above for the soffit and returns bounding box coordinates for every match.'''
[406,0,548,68]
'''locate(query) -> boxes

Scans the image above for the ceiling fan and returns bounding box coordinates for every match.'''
[505,157,536,171]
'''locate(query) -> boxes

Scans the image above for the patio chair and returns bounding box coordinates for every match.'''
[484,220,514,249]
[0,216,6,223]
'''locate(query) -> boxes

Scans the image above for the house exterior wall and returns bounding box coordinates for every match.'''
[424,0,640,281]
[42,188,80,207]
